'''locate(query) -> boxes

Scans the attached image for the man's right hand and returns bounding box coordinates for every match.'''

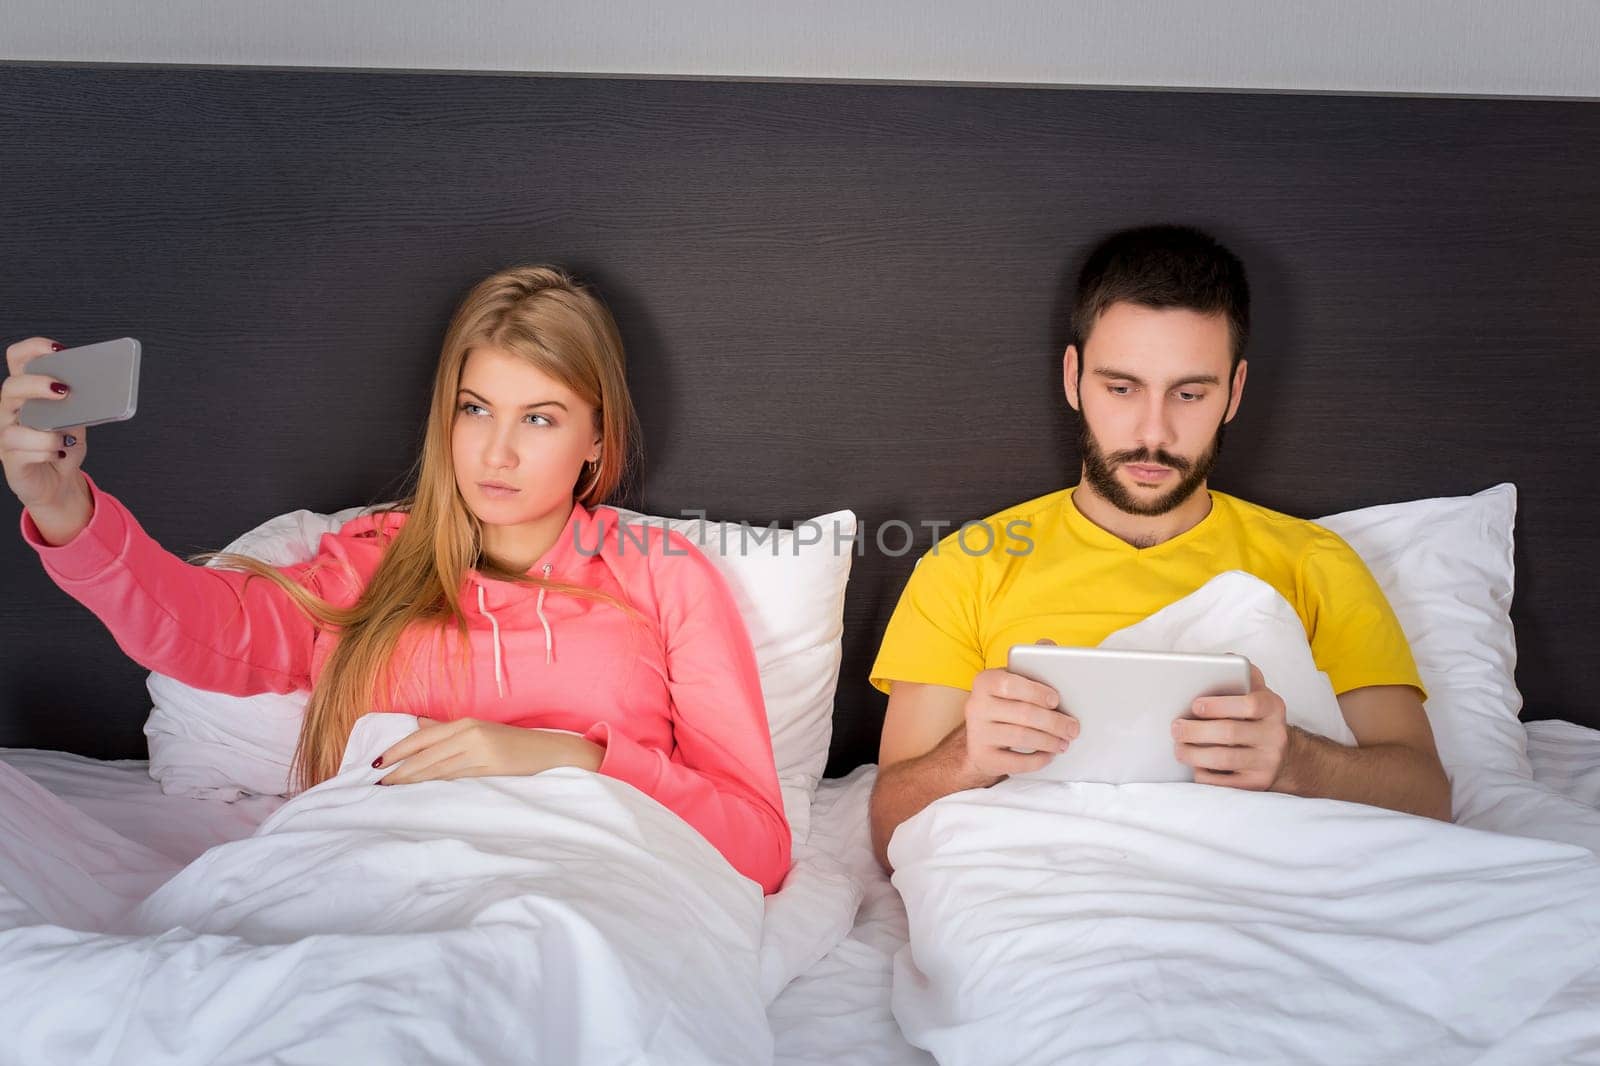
[961,667,1078,783]
[871,670,1080,871]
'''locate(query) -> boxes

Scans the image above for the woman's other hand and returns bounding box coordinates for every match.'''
[3,337,91,544]
[373,717,605,784]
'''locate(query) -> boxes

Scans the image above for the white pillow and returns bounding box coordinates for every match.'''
[145,504,857,849]
[144,506,374,801]
[1315,484,1524,786]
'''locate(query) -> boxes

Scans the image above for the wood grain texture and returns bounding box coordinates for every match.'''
[2,67,1596,771]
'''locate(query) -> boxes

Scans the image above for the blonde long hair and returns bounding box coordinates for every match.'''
[194,266,642,790]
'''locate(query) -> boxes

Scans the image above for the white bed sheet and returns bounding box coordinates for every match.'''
[768,718,1600,1066]
[770,766,934,1066]
[1527,720,1600,809]
[0,733,858,1063]
[0,749,284,866]
[4,718,1598,1066]
[0,714,785,1064]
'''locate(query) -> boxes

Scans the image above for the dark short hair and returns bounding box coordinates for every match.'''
[1071,225,1251,369]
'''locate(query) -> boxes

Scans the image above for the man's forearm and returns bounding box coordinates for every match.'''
[1275,726,1453,821]
[870,725,997,872]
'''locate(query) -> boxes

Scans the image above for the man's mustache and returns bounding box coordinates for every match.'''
[1106,447,1194,474]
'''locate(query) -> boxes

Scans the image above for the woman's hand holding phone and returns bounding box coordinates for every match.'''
[2,337,92,545]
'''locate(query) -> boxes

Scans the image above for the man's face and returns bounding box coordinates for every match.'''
[1064,303,1246,517]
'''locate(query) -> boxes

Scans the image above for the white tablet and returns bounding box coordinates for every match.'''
[1005,645,1252,784]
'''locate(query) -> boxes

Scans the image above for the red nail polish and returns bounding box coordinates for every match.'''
[49,343,66,352]
[50,382,70,395]
[58,450,67,459]
[372,756,383,768]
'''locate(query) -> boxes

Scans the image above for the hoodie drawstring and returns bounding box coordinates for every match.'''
[536,563,554,666]
[477,583,507,699]
[475,563,556,700]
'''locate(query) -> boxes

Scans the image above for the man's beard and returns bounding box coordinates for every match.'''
[1078,419,1224,517]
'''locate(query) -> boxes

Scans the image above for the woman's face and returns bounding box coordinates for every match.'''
[451,346,601,530]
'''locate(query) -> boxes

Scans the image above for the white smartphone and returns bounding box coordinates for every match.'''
[1006,645,1252,784]
[18,338,141,432]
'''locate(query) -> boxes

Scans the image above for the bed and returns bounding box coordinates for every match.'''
[4,63,1600,1064]
[2,719,1597,1065]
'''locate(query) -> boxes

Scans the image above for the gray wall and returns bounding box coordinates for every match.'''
[4,68,1600,762]
[5,0,1599,98]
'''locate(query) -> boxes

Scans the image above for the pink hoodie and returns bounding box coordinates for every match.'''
[22,474,792,894]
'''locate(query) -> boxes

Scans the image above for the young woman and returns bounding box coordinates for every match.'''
[2,266,791,894]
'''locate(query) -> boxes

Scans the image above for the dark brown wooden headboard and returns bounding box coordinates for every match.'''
[3,65,1597,772]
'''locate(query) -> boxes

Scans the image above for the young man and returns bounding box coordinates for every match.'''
[869,225,1451,871]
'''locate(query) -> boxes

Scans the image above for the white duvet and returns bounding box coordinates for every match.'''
[0,714,853,1065]
[891,779,1600,1065]
[889,574,1600,1065]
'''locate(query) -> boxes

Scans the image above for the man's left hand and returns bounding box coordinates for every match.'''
[1172,664,1295,792]
[374,717,605,785]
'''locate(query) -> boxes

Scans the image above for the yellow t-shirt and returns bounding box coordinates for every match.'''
[869,487,1424,699]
